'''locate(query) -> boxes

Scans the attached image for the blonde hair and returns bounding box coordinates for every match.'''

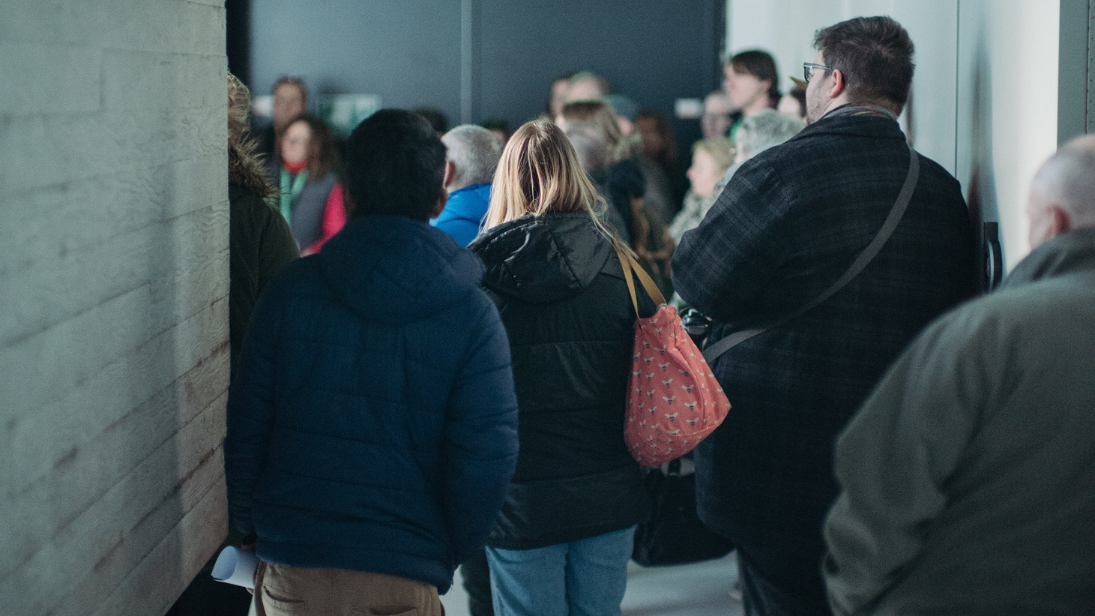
[559,99,637,164]
[693,136,736,173]
[484,120,632,257]
[228,73,275,199]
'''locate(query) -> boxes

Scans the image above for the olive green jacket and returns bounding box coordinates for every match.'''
[824,228,1095,615]
[229,182,298,374]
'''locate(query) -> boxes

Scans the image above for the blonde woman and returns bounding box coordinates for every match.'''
[668,136,737,246]
[468,120,650,616]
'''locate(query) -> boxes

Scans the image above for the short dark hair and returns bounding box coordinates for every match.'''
[729,50,780,105]
[814,16,915,112]
[411,107,449,134]
[343,109,447,222]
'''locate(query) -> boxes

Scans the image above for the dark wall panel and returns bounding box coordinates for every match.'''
[249,0,721,150]
[251,0,463,122]
[478,0,721,142]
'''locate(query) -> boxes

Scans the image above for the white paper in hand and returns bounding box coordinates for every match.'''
[212,546,258,589]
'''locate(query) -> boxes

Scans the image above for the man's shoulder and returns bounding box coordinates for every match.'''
[260,253,323,298]
[440,185,490,221]
[930,274,1092,349]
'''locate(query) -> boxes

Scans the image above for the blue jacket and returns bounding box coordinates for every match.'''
[225,215,519,592]
[431,183,491,246]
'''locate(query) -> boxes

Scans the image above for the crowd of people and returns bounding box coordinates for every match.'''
[220,14,1095,616]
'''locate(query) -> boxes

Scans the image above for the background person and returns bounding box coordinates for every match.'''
[543,71,577,120]
[561,119,631,253]
[723,50,781,139]
[468,120,650,616]
[701,90,735,139]
[606,94,675,227]
[778,80,809,119]
[564,70,611,102]
[723,108,805,181]
[254,76,307,158]
[668,136,736,246]
[431,125,505,247]
[413,106,449,135]
[558,99,645,246]
[480,118,511,143]
[266,113,345,253]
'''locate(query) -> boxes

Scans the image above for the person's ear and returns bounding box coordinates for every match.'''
[1047,206,1072,241]
[828,69,846,99]
[442,159,456,191]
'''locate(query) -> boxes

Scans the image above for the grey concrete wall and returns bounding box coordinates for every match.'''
[0,1,230,614]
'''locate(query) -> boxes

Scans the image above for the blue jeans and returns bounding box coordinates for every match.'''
[485,526,636,616]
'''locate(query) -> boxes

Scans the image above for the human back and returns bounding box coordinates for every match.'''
[685,113,976,583]
[823,136,1095,615]
[469,120,649,616]
[225,109,519,614]
[671,15,978,615]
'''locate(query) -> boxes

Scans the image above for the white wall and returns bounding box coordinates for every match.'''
[727,0,1067,271]
[727,0,958,171]
[0,1,230,614]
[955,0,1060,270]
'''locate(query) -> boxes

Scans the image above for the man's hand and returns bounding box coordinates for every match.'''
[240,541,257,595]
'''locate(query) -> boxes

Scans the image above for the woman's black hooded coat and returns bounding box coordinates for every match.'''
[469,212,650,549]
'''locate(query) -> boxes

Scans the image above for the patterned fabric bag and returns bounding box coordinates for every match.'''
[615,247,731,467]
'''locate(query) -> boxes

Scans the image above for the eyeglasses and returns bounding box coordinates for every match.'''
[803,62,833,84]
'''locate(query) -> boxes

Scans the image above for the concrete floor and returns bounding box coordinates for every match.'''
[440,551,744,616]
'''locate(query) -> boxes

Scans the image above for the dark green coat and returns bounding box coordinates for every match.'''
[229,182,298,374]
[825,228,1095,615]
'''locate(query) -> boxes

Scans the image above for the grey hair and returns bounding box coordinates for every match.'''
[1034,134,1095,228]
[441,125,505,190]
[561,120,611,172]
[737,109,805,160]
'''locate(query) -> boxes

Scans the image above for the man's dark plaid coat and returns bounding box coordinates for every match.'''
[671,111,977,609]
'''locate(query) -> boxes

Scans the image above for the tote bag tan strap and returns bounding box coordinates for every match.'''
[614,246,667,314]
[626,253,667,306]
[614,245,641,317]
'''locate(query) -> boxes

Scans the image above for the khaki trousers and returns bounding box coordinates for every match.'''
[253,561,444,616]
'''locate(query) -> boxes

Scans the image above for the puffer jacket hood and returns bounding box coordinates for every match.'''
[318,215,485,323]
[469,212,614,303]
[469,210,649,550]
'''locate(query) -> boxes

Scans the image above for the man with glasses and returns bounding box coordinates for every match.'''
[671,16,977,615]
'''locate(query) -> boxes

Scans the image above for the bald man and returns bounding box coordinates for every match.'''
[822,135,1095,615]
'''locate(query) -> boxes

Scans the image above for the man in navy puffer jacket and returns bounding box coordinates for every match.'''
[226,109,519,615]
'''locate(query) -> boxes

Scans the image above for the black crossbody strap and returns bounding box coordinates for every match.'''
[703,143,920,364]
